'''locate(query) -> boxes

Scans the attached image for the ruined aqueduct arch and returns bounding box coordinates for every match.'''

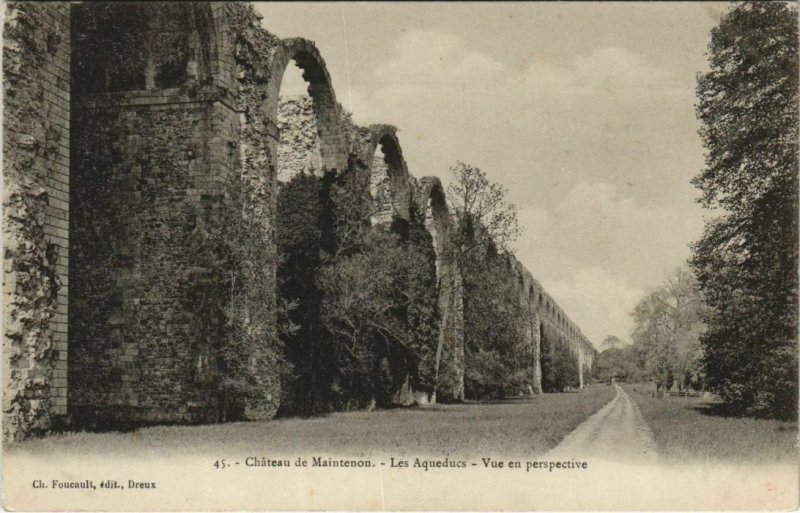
[414,177,467,402]
[268,38,349,176]
[362,125,412,224]
[415,177,450,274]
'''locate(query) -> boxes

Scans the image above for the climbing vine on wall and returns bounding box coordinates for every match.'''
[215,171,289,421]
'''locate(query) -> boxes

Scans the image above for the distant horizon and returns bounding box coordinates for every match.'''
[258,1,730,345]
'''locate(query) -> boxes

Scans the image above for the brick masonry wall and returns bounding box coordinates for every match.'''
[67,2,321,427]
[275,92,362,183]
[363,127,411,225]
[370,142,399,225]
[3,2,70,441]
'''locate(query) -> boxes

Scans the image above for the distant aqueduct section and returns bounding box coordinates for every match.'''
[3,2,597,441]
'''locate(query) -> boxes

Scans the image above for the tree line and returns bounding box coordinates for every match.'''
[592,266,705,394]
[595,2,798,420]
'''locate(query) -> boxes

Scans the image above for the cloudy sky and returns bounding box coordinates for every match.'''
[255,2,730,348]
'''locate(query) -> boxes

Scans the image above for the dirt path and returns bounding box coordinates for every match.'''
[546,384,658,464]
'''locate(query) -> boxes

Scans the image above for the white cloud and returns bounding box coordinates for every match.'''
[375,30,504,88]
[351,32,700,196]
[350,29,505,133]
[560,181,702,280]
[522,46,675,99]
[515,180,704,345]
[518,181,701,278]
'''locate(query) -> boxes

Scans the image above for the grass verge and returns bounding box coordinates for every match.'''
[625,384,797,464]
[9,385,615,459]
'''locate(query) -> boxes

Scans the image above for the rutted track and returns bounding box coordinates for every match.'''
[546,385,658,464]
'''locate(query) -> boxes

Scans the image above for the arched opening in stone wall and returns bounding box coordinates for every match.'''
[368,128,411,236]
[420,179,449,279]
[339,131,438,407]
[268,39,348,179]
[272,42,345,416]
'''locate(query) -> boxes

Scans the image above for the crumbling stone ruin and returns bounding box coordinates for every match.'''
[3,2,597,441]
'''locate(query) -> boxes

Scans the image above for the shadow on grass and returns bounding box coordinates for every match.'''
[463,396,537,405]
[43,394,571,440]
[692,402,798,424]
[690,402,745,419]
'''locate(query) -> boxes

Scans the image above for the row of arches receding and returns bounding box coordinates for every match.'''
[271,38,453,412]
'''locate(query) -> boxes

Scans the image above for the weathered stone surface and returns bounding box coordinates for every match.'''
[68,2,238,428]
[3,1,70,442]
[414,177,465,402]
[277,96,324,182]
[364,125,411,225]
[276,93,361,184]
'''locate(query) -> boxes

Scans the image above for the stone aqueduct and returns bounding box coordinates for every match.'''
[3,2,597,441]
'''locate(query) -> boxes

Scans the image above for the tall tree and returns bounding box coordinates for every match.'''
[592,344,642,384]
[692,2,798,418]
[540,331,580,393]
[275,173,331,414]
[630,267,706,392]
[446,162,527,398]
[315,170,440,408]
[601,335,624,352]
[594,335,627,383]
[462,253,529,398]
[446,161,520,260]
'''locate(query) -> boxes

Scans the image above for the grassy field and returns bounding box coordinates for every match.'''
[625,385,798,464]
[9,385,614,459]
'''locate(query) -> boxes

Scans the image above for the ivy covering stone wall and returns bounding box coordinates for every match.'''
[3,1,595,440]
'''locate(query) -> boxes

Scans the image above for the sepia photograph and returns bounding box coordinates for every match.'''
[2,1,798,511]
